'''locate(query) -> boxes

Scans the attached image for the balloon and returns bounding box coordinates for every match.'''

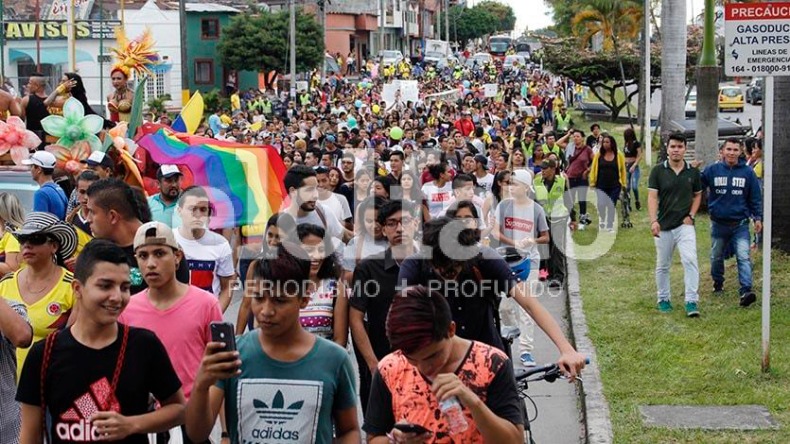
[348,116,358,129]
[113,136,126,150]
[463,80,471,88]
[390,126,403,141]
[372,104,381,114]
[355,99,363,108]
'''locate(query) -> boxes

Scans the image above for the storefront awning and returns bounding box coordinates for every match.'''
[9,47,94,64]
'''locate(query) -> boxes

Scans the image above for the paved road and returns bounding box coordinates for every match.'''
[640,84,763,132]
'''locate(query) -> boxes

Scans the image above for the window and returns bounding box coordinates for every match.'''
[195,59,214,85]
[201,18,220,39]
[144,72,168,102]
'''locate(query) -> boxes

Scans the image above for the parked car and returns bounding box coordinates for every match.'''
[685,88,697,117]
[746,78,763,105]
[718,85,744,112]
[378,50,404,66]
[503,55,527,71]
[0,166,38,211]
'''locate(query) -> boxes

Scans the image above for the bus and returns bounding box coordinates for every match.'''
[488,35,512,60]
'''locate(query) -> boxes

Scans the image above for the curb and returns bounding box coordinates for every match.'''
[566,241,614,444]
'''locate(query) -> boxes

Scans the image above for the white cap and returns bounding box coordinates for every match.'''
[157,164,182,179]
[511,169,534,188]
[22,151,57,169]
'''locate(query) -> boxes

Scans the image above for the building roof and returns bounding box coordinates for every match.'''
[326,0,378,16]
[184,3,241,13]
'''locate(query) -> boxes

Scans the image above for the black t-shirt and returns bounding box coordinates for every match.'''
[350,249,400,360]
[122,244,190,295]
[623,140,641,159]
[17,325,181,444]
[596,155,620,189]
[398,247,516,352]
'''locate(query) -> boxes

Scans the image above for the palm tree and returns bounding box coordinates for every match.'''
[659,0,686,142]
[571,0,643,124]
[571,0,642,51]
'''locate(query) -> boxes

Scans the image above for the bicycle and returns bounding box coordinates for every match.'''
[514,358,590,444]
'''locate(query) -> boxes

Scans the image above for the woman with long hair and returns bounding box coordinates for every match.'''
[623,127,642,210]
[297,223,349,347]
[328,167,345,193]
[509,148,528,171]
[589,133,626,231]
[0,192,25,275]
[343,196,387,282]
[482,170,512,243]
[0,212,77,375]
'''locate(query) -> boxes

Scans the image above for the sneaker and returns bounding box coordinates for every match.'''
[549,279,563,288]
[657,300,672,313]
[713,282,724,296]
[520,352,537,367]
[740,292,757,307]
[685,302,700,317]
[635,201,642,211]
[581,214,592,225]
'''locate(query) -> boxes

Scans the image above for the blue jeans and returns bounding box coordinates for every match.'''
[596,186,621,229]
[655,224,699,302]
[626,162,640,204]
[710,221,753,295]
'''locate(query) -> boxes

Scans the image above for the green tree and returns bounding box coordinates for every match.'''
[217,9,323,86]
[477,1,516,32]
[571,0,642,51]
[543,1,584,36]
[449,5,498,45]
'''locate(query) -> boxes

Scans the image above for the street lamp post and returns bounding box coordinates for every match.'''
[289,0,296,100]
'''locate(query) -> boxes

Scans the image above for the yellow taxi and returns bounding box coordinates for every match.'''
[718,86,744,112]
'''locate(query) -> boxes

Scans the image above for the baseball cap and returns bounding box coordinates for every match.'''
[80,151,114,168]
[325,134,337,143]
[157,164,183,179]
[22,151,57,169]
[473,154,488,165]
[511,170,534,187]
[134,221,180,251]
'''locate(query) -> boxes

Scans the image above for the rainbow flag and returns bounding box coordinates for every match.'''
[136,129,287,229]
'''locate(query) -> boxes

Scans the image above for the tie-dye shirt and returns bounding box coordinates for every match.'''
[364,341,524,442]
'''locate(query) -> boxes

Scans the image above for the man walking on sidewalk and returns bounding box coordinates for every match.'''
[701,138,762,307]
[648,133,702,317]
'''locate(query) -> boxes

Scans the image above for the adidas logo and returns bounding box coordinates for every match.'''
[253,390,304,425]
[56,378,120,442]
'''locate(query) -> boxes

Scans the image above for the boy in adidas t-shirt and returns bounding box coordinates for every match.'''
[186,246,359,444]
[16,240,185,443]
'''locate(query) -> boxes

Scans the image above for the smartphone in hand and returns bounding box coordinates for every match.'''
[393,423,431,435]
[210,322,237,352]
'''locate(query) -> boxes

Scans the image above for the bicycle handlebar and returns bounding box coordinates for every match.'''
[514,357,591,382]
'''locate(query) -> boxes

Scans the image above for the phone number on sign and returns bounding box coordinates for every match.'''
[752,64,790,74]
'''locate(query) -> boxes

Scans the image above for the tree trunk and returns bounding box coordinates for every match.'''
[637,29,647,141]
[696,0,719,170]
[659,0,686,140]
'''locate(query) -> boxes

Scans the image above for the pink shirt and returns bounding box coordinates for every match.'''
[119,286,222,398]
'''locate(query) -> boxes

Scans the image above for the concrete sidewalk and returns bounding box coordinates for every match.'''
[525,282,586,444]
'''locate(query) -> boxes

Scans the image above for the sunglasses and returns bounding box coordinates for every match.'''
[18,233,52,246]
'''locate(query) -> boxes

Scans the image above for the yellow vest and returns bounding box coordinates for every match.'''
[534,174,568,218]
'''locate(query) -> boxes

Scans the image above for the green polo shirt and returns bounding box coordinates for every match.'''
[648,160,702,230]
[148,194,178,227]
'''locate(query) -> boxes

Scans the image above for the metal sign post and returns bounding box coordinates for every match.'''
[724,2,790,372]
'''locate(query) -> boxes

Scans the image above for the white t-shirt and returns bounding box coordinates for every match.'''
[476,173,494,195]
[295,203,345,241]
[496,199,549,261]
[319,193,352,224]
[421,181,453,218]
[174,229,235,296]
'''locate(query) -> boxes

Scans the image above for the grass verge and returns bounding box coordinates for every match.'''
[568,127,789,442]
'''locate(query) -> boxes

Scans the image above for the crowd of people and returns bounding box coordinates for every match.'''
[0,45,767,444]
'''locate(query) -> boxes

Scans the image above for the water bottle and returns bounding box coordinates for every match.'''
[439,396,468,434]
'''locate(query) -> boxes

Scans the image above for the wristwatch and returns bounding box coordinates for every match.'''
[221,431,229,439]
[687,214,695,222]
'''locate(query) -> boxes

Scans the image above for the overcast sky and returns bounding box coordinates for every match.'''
[487,0,707,34]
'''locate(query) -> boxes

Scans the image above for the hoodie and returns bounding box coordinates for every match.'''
[701,158,762,222]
